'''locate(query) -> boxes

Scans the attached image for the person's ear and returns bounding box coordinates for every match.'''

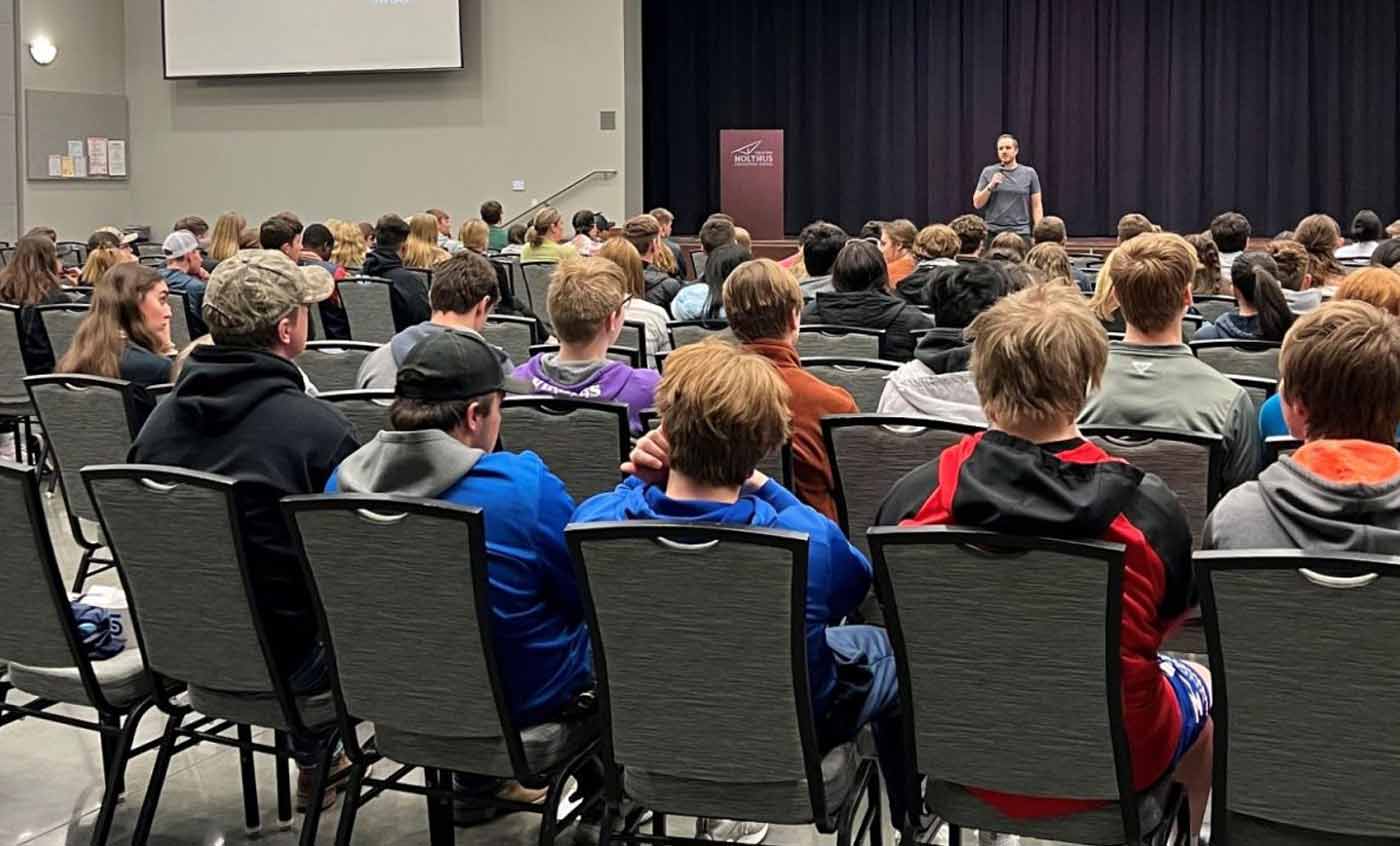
[788,307,801,334]
[277,314,295,346]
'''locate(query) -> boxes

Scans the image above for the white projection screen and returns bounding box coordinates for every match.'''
[162,0,464,78]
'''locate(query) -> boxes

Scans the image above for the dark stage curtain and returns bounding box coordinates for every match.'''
[642,0,1400,238]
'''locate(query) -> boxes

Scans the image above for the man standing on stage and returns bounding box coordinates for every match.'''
[972,133,1043,247]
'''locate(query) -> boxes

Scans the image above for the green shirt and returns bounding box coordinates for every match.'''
[488,225,508,252]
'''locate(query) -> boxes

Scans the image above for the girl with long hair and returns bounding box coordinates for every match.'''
[596,237,673,367]
[457,219,491,254]
[1195,261,1295,342]
[1293,214,1346,287]
[206,212,247,262]
[1,236,81,374]
[520,206,578,263]
[58,263,174,392]
[1184,233,1224,295]
[78,246,136,285]
[328,219,368,269]
[402,213,451,269]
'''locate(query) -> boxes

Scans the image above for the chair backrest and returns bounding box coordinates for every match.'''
[490,258,518,305]
[796,325,884,359]
[318,390,394,442]
[568,522,830,818]
[285,496,522,766]
[1180,314,1204,342]
[56,241,86,266]
[138,255,165,269]
[166,290,193,348]
[0,305,29,406]
[1199,551,1400,839]
[308,297,327,341]
[1262,435,1303,467]
[0,246,16,267]
[481,314,538,366]
[500,397,629,499]
[35,304,90,364]
[689,250,708,280]
[136,243,164,258]
[25,375,141,526]
[909,327,964,353]
[619,320,649,364]
[296,341,380,393]
[800,357,900,413]
[639,407,792,487]
[871,526,1137,829]
[83,465,278,693]
[822,414,983,557]
[667,319,728,348]
[1228,375,1277,416]
[519,261,557,318]
[336,276,397,344]
[1194,296,1238,324]
[527,343,641,369]
[1190,339,1282,380]
[1080,426,1224,546]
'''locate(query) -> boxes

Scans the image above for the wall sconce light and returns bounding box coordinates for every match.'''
[29,36,58,66]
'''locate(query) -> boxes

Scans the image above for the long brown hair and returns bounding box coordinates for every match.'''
[0,236,62,306]
[597,236,646,298]
[1184,232,1223,295]
[58,264,169,377]
[1293,213,1345,285]
[207,212,247,262]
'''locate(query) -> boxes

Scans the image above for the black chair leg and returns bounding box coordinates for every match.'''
[71,547,95,594]
[333,760,367,846]
[424,767,454,846]
[298,734,338,846]
[948,823,962,846]
[275,730,293,831]
[867,764,884,846]
[131,711,185,846]
[89,701,153,846]
[653,812,667,836]
[237,724,261,835]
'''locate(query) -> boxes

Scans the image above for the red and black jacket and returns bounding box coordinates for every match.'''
[876,430,1194,817]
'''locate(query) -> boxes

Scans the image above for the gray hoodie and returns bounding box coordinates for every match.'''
[355,323,514,390]
[332,429,484,498]
[1203,452,1400,553]
[876,360,988,426]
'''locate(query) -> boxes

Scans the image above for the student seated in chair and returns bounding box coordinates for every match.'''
[874,283,1212,841]
[1205,300,1400,552]
[572,340,912,842]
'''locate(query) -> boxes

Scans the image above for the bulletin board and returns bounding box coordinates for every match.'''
[24,89,131,181]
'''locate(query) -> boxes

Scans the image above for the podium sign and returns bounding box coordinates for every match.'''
[719,129,784,240]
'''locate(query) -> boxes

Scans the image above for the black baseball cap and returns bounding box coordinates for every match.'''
[395,331,530,401]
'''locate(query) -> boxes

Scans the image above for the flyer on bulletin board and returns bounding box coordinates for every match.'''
[48,155,62,177]
[67,140,83,159]
[107,140,127,177]
[59,156,75,178]
[87,137,109,176]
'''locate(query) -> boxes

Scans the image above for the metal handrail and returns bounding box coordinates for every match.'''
[503,169,618,227]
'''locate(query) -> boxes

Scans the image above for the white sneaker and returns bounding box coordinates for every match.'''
[977,832,1019,846]
[696,818,770,844]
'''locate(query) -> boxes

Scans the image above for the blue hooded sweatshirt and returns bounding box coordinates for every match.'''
[326,430,590,725]
[570,476,872,716]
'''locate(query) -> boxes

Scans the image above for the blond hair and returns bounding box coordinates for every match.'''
[1281,300,1400,443]
[914,225,960,260]
[546,257,628,344]
[79,247,132,285]
[528,207,562,248]
[652,239,679,275]
[969,284,1108,430]
[1336,267,1400,316]
[207,212,246,262]
[597,237,647,299]
[658,340,792,487]
[1025,242,1073,285]
[403,213,450,269]
[723,258,802,343]
[1087,249,1119,322]
[458,219,490,254]
[328,219,367,268]
[1107,233,1194,333]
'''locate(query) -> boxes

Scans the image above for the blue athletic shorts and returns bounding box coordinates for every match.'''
[1160,655,1212,766]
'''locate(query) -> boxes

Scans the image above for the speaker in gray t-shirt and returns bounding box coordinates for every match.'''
[975,163,1042,235]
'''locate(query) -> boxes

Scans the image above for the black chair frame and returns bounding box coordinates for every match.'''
[567,521,882,846]
[81,464,345,845]
[0,304,37,465]
[1078,425,1227,517]
[869,525,1187,846]
[665,319,728,349]
[283,494,604,846]
[621,320,650,365]
[1262,435,1303,467]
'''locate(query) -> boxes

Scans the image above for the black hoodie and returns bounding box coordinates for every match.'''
[801,290,934,362]
[362,247,432,332]
[130,346,361,669]
[643,264,683,310]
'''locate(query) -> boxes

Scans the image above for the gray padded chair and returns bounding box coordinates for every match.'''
[802,358,900,414]
[0,304,36,462]
[689,250,708,280]
[639,408,793,488]
[482,314,540,366]
[520,261,557,322]
[296,340,380,393]
[1199,550,1400,846]
[0,461,157,846]
[1194,296,1237,324]
[1180,315,1204,343]
[619,320,650,366]
[82,465,336,846]
[165,291,193,348]
[528,343,642,369]
[1262,435,1303,467]
[798,325,885,359]
[318,390,394,442]
[567,522,881,842]
[36,303,90,365]
[283,495,603,846]
[668,319,729,348]
[1228,375,1277,416]
[336,276,398,343]
[1190,339,1282,381]
[25,375,143,591]
[1081,426,1225,547]
[870,525,1187,846]
[500,397,630,500]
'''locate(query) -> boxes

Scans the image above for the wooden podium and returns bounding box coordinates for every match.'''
[719,129,784,240]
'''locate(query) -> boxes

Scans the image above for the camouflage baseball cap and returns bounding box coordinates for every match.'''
[202,249,334,335]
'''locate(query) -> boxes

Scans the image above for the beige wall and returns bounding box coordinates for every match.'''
[18,0,130,238]
[122,0,633,241]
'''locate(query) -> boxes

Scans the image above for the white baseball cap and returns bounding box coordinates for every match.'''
[162,230,201,259]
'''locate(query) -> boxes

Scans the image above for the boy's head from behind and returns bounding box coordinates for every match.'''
[1281,300,1400,444]
[547,257,629,347]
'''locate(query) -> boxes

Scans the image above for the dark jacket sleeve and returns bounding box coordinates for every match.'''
[881,306,935,362]
[873,459,941,526]
[389,269,431,332]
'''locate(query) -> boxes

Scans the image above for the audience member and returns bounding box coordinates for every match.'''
[521,207,578,263]
[722,258,858,519]
[239,227,261,249]
[79,246,135,285]
[1388,219,1400,239]
[130,250,357,805]
[1025,242,1073,285]
[207,212,247,263]
[404,213,451,270]
[426,208,461,253]
[481,200,508,252]
[621,214,683,309]
[875,283,1210,839]
[795,221,849,300]
[597,237,673,368]
[328,219,368,270]
[573,340,909,835]
[1032,215,1067,244]
[24,226,58,242]
[1210,211,1251,281]
[648,206,687,272]
[457,219,490,254]
[502,223,528,256]
[173,215,209,244]
[1116,212,1155,243]
[1293,213,1347,288]
[1263,238,1322,311]
[1,237,82,374]
[1336,209,1383,260]
[358,221,375,248]
[1372,238,1400,269]
[671,242,750,321]
[512,257,659,432]
[1185,233,1224,296]
[734,226,752,252]
[85,227,130,257]
[259,216,303,263]
[879,219,918,285]
[1080,233,1261,491]
[802,239,932,361]
[1196,253,1294,342]
[300,224,352,340]
[857,220,885,241]
[893,224,957,304]
[698,215,737,255]
[159,230,210,338]
[363,214,432,332]
[1087,248,1125,332]
[989,230,1029,261]
[1207,300,1400,551]
[565,209,601,257]
[949,214,987,257]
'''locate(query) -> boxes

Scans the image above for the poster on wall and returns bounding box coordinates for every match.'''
[87,137,109,176]
[67,140,83,159]
[48,155,62,177]
[107,140,127,177]
[59,157,75,178]
[73,156,88,178]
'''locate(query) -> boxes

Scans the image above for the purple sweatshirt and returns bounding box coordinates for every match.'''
[513,353,659,433]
